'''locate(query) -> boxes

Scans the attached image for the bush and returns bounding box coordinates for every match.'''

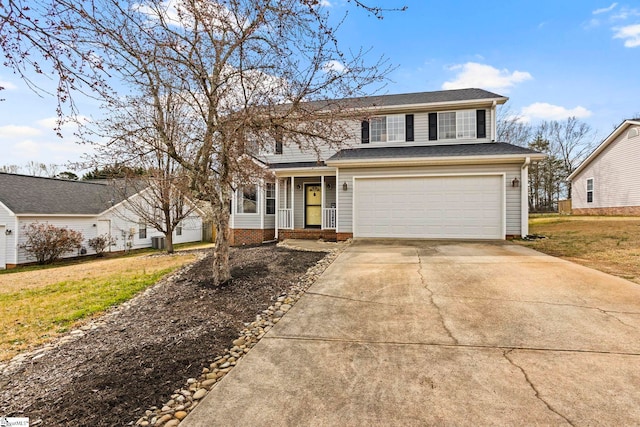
[87,234,116,257]
[19,223,84,264]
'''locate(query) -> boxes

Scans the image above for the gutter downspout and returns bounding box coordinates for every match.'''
[491,100,497,142]
[521,157,530,238]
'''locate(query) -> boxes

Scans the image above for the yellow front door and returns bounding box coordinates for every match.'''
[305,184,322,227]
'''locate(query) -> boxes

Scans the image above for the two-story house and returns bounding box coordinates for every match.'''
[228,88,544,245]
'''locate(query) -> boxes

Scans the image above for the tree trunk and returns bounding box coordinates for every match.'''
[165,232,174,254]
[213,210,232,285]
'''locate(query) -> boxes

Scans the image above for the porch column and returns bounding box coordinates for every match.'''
[275,178,279,240]
[290,176,295,230]
[321,175,325,230]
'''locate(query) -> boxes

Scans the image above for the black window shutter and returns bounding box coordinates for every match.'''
[405,114,414,142]
[476,109,486,139]
[428,113,437,140]
[361,120,370,144]
[275,128,283,154]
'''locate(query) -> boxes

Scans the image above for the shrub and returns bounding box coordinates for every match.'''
[87,234,116,257]
[19,223,84,264]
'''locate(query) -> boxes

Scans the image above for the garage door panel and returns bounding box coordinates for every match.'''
[354,176,503,240]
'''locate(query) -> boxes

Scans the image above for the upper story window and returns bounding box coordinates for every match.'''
[236,185,258,214]
[430,109,486,141]
[138,221,147,239]
[362,114,414,144]
[586,178,594,203]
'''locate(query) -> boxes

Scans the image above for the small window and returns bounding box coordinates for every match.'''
[586,178,594,203]
[438,112,456,139]
[176,225,182,236]
[236,185,258,214]
[138,222,147,239]
[265,183,276,215]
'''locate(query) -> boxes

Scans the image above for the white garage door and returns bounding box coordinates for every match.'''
[354,175,503,239]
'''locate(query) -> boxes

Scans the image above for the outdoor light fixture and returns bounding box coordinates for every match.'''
[343,182,348,191]
[92,224,97,227]
[512,177,520,188]
[296,184,302,190]
[5,229,12,235]
[326,183,332,189]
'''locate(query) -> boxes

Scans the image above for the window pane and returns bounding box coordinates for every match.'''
[438,112,456,139]
[370,117,386,142]
[236,185,257,213]
[456,110,476,139]
[266,183,276,214]
[386,115,405,142]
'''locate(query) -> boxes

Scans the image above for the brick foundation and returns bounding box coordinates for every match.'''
[278,229,337,242]
[230,228,276,246]
[572,206,640,216]
[336,232,353,241]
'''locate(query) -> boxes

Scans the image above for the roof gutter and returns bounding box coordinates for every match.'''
[326,153,546,168]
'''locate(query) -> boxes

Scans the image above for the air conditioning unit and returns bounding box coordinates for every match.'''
[151,236,166,249]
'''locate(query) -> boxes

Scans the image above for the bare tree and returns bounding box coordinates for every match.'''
[2,0,394,285]
[495,105,532,146]
[24,161,60,177]
[0,164,21,174]
[81,93,199,254]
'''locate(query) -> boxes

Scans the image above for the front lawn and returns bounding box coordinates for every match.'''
[0,253,198,361]
[516,215,640,284]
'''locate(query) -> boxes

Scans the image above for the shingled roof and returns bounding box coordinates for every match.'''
[0,173,139,215]
[299,88,507,111]
[327,142,542,162]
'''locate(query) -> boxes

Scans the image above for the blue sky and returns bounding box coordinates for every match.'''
[0,0,638,169]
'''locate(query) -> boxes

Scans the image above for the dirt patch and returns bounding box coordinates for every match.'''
[0,244,326,426]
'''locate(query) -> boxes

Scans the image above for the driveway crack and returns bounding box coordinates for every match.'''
[503,349,575,426]
[417,250,458,345]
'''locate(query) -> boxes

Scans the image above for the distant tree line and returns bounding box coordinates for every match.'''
[497,109,597,212]
[0,162,146,181]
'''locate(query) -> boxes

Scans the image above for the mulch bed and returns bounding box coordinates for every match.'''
[0,244,326,426]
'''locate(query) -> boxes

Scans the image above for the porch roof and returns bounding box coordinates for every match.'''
[326,142,544,164]
[269,161,326,169]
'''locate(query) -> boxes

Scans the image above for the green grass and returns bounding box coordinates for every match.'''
[0,267,178,360]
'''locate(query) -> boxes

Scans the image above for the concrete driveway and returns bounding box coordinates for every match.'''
[182,240,640,426]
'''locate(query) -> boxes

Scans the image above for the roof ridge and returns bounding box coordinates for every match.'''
[0,172,109,186]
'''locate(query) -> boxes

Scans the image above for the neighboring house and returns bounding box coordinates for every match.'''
[0,173,204,269]
[568,119,640,215]
[229,88,545,245]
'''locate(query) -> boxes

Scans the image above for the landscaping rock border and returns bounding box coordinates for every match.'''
[133,241,348,427]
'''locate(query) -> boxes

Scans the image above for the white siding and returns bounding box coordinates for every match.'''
[338,163,523,236]
[572,125,640,209]
[16,216,98,264]
[0,202,17,266]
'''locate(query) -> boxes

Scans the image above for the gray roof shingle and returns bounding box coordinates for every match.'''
[0,173,138,215]
[301,88,507,111]
[327,143,542,162]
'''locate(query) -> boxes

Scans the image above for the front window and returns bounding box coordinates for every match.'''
[236,185,258,214]
[371,115,405,142]
[439,110,476,140]
[265,183,276,215]
[176,224,182,236]
[586,178,594,203]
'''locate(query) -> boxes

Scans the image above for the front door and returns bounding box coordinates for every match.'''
[305,184,322,228]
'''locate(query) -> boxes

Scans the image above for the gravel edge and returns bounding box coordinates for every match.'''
[132,241,350,427]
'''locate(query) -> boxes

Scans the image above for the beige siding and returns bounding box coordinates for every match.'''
[338,163,523,236]
[262,108,495,165]
[572,125,640,209]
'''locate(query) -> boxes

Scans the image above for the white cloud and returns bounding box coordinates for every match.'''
[593,3,618,15]
[613,24,640,47]
[322,60,347,74]
[520,102,592,122]
[0,78,17,90]
[442,62,532,92]
[319,0,332,6]
[36,115,90,130]
[0,125,42,138]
